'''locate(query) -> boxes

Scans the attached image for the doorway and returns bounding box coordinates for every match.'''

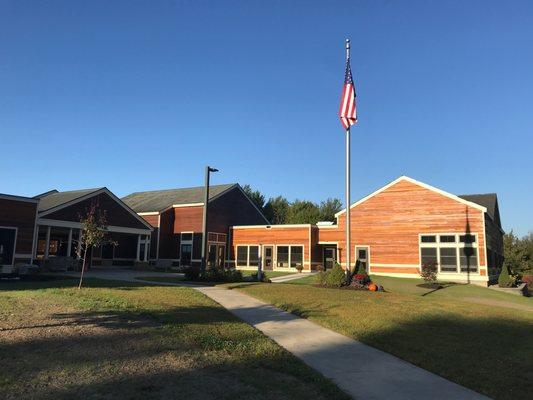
[355,246,370,272]
[323,246,337,269]
[263,246,274,270]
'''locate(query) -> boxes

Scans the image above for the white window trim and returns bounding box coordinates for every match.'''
[419,233,480,274]
[276,244,304,269]
[235,244,260,267]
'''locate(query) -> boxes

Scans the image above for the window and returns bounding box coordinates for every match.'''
[249,246,259,266]
[460,247,478,272]
[181,232,193,241]
[439,235,456,243]
[420,233,478,274]
[290,246,303,268]
[277,246,289,268]
[236,246,248,266]
[421,248,437,265]
[459,234,476,243]
[439,248,457,272]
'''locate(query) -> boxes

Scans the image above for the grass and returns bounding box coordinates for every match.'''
[0,277,349,400]
[239,270,298,279]
[134,270,297,285]
[231,275,533,400]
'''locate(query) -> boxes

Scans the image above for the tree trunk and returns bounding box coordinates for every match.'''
[78,246,88,290]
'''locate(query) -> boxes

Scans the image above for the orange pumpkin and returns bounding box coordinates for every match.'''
[368,283,378,292]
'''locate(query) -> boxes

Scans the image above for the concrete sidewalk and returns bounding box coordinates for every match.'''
[269,272,317,283]
[197,286,489,400]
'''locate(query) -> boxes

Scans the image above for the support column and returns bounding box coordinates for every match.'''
[44,226,51,260]
[143,235,148,262]
[31,225,40,262]
[67,228,73,258]
[136,234,141,262]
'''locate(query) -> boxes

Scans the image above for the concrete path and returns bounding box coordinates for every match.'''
[269,272,317,283]
[55,269,489,400]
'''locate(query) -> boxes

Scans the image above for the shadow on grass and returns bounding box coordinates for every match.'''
[0,307,349,400]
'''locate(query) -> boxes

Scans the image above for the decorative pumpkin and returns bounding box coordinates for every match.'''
[368,283,378,292]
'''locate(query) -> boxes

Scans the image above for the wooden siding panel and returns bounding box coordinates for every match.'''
[231,226,311,269]
[320,179,487,272]
[173,206,203,233]
[0,199,37,255]
[158,208,178,259]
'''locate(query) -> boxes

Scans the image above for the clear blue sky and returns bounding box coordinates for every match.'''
[1,1,531,235]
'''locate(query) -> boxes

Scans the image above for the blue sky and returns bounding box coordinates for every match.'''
[1,1,532,235]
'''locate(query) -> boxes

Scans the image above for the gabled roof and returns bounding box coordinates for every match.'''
[335,175,488,218]
[459,193,501,226]
[35,187,152,230]
[122,183,238,213]
[37,188,103,213]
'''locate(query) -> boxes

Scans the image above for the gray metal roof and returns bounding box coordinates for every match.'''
[459,193,500,224]
[36,188,103,213]
[122,183,237,213]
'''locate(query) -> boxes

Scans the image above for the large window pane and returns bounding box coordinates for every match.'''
[439,235,456,243]
[440,248,457,272]
[460,247,478,272]
[459,234,476,243]
[249,246,259,266]
[421,235,436,243]
[181,244,192,266]
[290,246,303,268]
[277,246,289,268]
[421,247,437,265]
[236,246,248,266]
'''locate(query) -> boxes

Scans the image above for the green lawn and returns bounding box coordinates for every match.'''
[135,276,185,284]
[239,270,298,279]
[0,277,348,400]
[232,275,533,400]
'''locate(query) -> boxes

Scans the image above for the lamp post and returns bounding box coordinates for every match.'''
[201,166,219,275]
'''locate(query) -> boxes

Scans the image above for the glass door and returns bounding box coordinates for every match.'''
[355,246,369,272]
[323,246,336,269]
[263,246,274,270]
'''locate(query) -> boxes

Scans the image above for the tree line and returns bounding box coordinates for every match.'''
[503,231,533,275]
[242,185,343,225]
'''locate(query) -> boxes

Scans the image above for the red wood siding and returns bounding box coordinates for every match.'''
[231,226,312,270]
[158,208,178,259]
[0,198,37,255]
[320,179,487,273]
[173,206,203,233]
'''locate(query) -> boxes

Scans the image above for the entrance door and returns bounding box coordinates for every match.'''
[0,228,16,266]
[216,244,226,268]
[207,244,217,268]
[355,246,370,272]
[263,246,274,270]
[323,246,336,269]
[180,243,192,267]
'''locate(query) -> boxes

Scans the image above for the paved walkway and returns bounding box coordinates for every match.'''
[57,269,488,400]
[269,272,317,283]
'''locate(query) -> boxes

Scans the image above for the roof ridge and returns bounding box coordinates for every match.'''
[125,183,237,196]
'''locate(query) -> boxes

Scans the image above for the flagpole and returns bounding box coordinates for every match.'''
[345,38,351,278]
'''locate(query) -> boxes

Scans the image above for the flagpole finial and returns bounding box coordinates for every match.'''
[345,38,350,59]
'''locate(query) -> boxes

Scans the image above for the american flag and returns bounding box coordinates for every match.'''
[339,59,357,129]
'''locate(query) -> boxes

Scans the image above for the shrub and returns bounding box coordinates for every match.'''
[498,264,515,288]
[355,260,367,275]
[204,267,243,283]
[295,265,304,273]
[184,266,200,280]
[420,262,438,284]
[321,264,347,288]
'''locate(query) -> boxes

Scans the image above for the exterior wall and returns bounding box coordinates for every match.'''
[173,205,203,233]
[158,208,177,259]
[0,198,38,265]
[208,187,269,234]
[140,214,159,259]
[44,192,148,230]
[231,226,312,270]
[484,215,504,279]
[324,179,489,283]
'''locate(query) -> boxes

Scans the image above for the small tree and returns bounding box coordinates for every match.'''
[498,263,514,288]
[420,261,438,284]
[76,202,115,289]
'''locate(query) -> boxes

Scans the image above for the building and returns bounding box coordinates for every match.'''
[0,193,39,273]
[122,183,269,268]
[230,176,504,285]
[1,187,153,273]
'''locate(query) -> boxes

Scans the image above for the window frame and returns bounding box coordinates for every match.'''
[419,233,479,274]
[235,245,259,267]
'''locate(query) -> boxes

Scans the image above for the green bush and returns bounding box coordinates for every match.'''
[355,260,367,275]
[204,267,243,283]
[498,264,515,288]
[318,264,347,288]
[184,266,200,280]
